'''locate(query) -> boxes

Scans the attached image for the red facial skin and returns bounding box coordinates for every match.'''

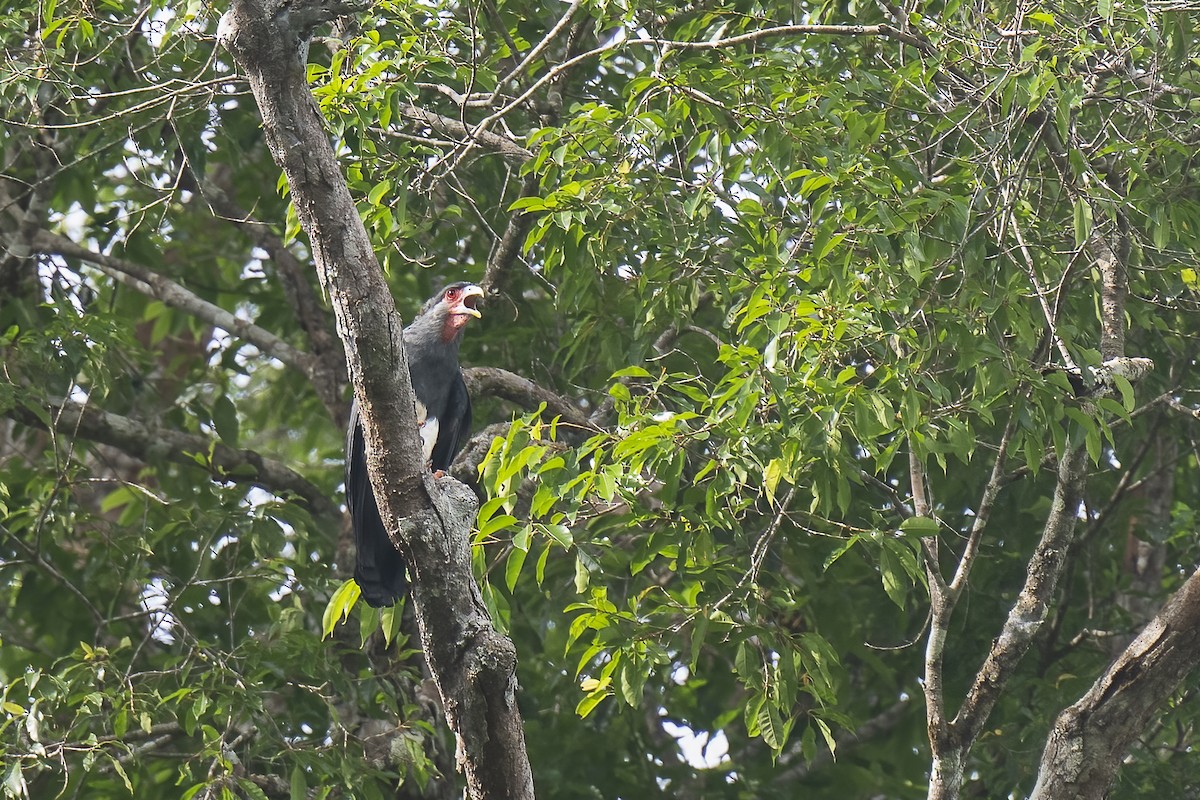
[440,285,483,341]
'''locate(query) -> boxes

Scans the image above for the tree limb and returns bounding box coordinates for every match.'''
[218,2,534,797]
[1031,566,1200,799]
[462,366,594,432]
[4,399,337,517]
[388,105,533,164]
[952,446,1088,744]
[32,229,320,381]
[480,175,539,297]
[496,0,584,87]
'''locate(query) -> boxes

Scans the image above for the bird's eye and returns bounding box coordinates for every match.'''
[445,288,460,301]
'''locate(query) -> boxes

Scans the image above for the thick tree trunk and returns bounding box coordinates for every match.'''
[1031,567,1200,799]
[217,3,535,798]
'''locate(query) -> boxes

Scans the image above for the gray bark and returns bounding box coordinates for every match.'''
[218,3,534,797]
[1031,566,1200,799]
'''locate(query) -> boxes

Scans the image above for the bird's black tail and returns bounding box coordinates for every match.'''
[347,401,408,608]
[353,502,409,608]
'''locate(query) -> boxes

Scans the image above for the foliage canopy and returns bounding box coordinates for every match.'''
[2,0,1200,797]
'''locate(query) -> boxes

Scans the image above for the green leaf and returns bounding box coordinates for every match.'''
[211,395,239,446]
[619,659,647,707]
[505,546,528,592]
[367,178,391,206]
[290,765,306,800]
[571,556,590,594]
[879,543,908,608]
[1112,373,1135,412]
[814,717,837,759]
[822,534,862,571]
[380,603,402,647]
[757,702,784,750]
[898,516,939,537]
[535,543,552,586]
[322,579,362,638]
[1073,198,1093,247]
[763,458,785,507]
[542,523,573,549]
[237,778,272,800]
[109,757,133,793]
[359,604,380,647]
[800,725,817,765]
[477,513,519,541]
[743,692,765,736]
[689,615,709,671]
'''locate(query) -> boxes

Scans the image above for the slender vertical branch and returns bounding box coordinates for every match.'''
[913,446,958,797]
[1090,227,1128,361]
[951,446,1088,744]
[949,414,1018,596]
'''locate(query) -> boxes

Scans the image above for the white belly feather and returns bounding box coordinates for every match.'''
[414,399,439,465]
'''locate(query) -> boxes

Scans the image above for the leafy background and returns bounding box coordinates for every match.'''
[2,0,1200,797]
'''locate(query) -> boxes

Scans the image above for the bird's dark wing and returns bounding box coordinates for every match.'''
[428,371,471,472]
[346,399,408,607]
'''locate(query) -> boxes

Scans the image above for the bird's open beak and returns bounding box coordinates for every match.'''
[453,284,484,319]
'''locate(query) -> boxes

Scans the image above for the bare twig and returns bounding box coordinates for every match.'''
[948,414,1018,596]
[3,524,106,625]
[470,23,927,155]
[496,0,584,88]
[480,175,540,296]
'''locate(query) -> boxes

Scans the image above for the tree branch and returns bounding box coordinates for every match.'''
[480,175,539,298]
[496,0,583,87]
[387,106,533,164]
[951,446,1088,744]
[1031,566,1200,799]
[949,414,1018,596]
[4,398,337,517]
[462,366,594,432]
[218,2,534,797]
[33,229,320,381]
[1091,227,1128,362]
[912,445,957,793]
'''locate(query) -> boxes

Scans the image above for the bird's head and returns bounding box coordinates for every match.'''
[423,282,483,342]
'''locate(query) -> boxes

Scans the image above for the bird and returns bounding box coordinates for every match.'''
[346,282,483,607]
